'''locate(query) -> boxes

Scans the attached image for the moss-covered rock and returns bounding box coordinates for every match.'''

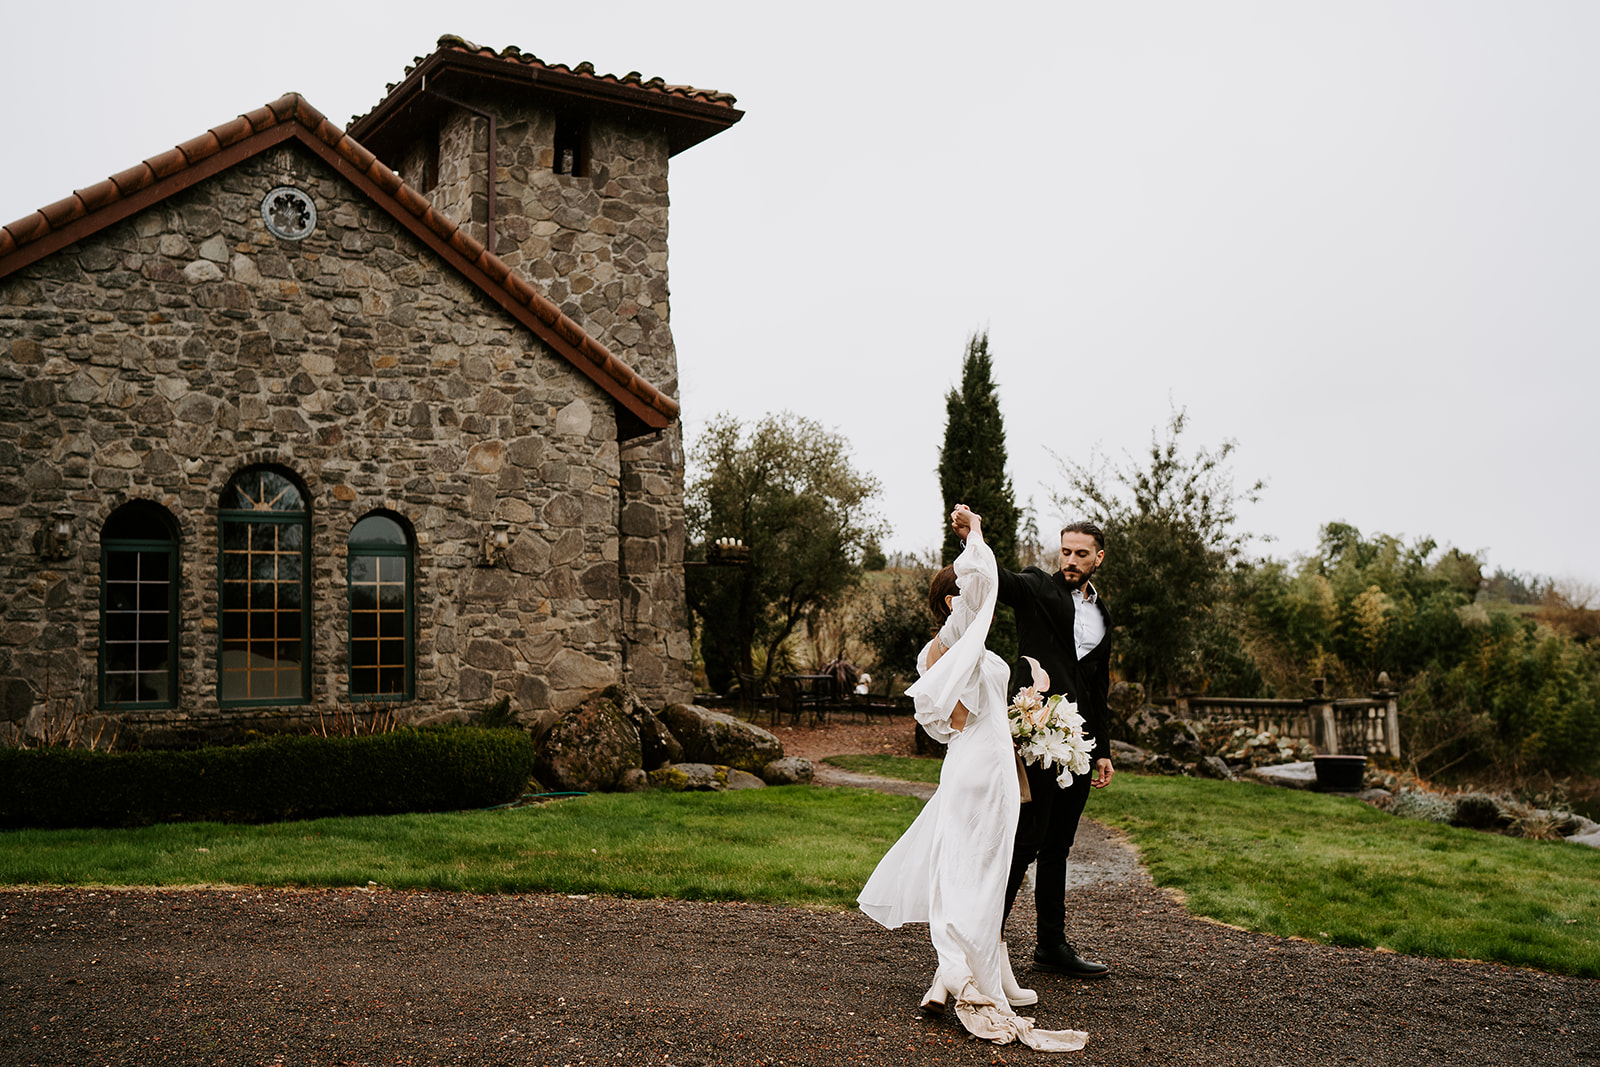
[646,762,766,792]
[762,756,814,785]
[657,704,782,774]
[534,690,642,792]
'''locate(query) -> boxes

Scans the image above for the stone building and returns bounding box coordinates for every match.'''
[0,37,741,746]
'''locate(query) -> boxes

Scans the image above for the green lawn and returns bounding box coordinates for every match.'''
[840,757,1600,977]
[825,753,945,784]
[3,768,1598,976]
[1099,774,1600,974]
[0,787,917,907]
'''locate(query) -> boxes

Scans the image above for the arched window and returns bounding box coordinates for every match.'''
[347,513,414,700]
[218,466,309,705]
[99,502,179,709]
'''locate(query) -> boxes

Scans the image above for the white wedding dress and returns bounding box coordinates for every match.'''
[857,531,1088,1052]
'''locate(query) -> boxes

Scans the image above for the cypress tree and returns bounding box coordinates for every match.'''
[937,331,1021,662]
[938,331,1020,570]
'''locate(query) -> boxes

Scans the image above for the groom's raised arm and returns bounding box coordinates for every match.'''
[995,562,1027,608]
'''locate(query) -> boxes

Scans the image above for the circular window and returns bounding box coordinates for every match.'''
[260,186,317,240]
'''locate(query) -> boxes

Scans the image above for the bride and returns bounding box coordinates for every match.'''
[857,505,1088,1052]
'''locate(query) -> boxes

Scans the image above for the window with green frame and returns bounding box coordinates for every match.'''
[99,501,179,709]
[218,466,309,706]
[347,512,414,700]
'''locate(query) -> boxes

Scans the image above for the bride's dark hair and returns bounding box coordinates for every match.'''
[928,565,959,623]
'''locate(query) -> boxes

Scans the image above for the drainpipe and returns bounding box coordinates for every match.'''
[420,76,497,255]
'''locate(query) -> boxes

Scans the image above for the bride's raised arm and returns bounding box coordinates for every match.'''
[907,505,998,739]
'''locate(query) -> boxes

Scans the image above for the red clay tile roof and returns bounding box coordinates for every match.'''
[349,35,742,157]
[0,93,677,431]
[429,34,738,107]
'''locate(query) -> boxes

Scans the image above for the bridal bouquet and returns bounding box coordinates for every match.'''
[1007,657,1094,787]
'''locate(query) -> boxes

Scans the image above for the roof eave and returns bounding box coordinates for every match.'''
[349,49,742,159]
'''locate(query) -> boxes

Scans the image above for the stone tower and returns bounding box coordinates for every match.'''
[349,37,742,708]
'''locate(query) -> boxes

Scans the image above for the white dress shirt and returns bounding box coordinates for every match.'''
[1072,582,1105,661]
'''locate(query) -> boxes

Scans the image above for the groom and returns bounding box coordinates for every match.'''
[953,513,1115,979]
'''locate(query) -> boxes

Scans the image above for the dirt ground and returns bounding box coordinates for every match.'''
[4,715,1598,1067]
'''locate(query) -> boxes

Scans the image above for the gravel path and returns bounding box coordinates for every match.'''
[4,716,1597,1066]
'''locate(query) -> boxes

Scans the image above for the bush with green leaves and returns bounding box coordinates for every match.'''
[1391,788,1456,823]
[0,727,536,829]
[858,567,936,685]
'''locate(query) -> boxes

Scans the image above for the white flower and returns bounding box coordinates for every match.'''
[1065,732,1094,777]
[1008,678,1092,787]
[1038,729,1073,770]
[1053,703,1085,732]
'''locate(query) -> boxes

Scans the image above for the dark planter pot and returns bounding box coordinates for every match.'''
[1314,754,1368,792]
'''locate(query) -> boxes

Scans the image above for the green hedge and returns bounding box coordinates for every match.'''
[0,728,537,829]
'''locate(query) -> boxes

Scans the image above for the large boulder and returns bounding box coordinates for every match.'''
[534,689,642,792]
[1243,760,1318,790]
[657,704,783,774]
[762,756,814,785]
[1108,680,1146,715]
[647,763,766,792]
[1150,715,1206,760]
[635,705,684,770]
[1568,827,1600,849]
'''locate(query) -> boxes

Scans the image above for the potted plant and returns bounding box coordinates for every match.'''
[1313,753,1368,792]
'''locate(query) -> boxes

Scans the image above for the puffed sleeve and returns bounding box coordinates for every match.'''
[906,529,998,740]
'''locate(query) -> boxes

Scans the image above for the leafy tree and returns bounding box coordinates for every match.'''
[1239,523,1600,776]
[1237,525,1483,695]
[685,413,888,696]
[1406,610,1600,776]
[1051,407,1263,695]
[859,565,938,691]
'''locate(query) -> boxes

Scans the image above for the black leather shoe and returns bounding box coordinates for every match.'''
[1033,942,1110,979]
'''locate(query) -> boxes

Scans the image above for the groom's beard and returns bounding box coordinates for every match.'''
[1062,566,1096,590]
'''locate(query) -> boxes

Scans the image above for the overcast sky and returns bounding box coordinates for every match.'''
[4,1,1595,586]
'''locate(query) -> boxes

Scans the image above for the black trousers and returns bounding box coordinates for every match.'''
[1003,761,1093,946]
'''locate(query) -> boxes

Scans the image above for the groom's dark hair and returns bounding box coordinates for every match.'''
[1060,521,1105,551]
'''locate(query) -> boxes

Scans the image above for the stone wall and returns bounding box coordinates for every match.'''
[0,142,662,743]
[399,90,692,708]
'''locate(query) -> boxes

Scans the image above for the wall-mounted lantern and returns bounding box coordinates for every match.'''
[480,521,512,567]
[37,507,76,560]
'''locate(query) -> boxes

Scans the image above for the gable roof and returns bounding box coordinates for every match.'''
[0,93,678,433]
[349,35,742,160]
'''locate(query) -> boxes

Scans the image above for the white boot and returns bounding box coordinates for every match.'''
[919,972,948,1013]
[999,943,1038,1007]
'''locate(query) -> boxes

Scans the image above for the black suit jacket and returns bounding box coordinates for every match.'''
[996,566,1113,764]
